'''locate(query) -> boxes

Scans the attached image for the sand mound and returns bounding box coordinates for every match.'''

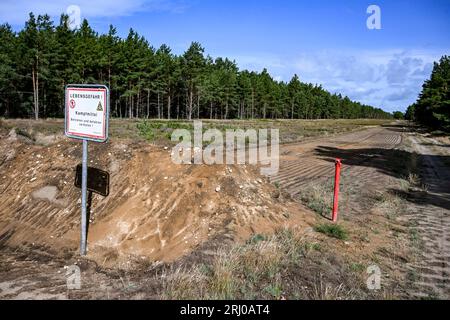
[0,128,308,265]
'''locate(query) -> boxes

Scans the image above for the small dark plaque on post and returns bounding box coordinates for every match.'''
[74,164,110,197]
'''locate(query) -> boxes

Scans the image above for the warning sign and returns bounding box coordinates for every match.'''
[65,85,109,142]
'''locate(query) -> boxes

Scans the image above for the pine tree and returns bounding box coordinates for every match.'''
[0,24,19,117]
[414,55,450,130]
[182,42,206,120]
[0,12,392,121]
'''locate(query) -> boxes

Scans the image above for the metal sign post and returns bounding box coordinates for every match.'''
[80,139,88,255]
[65,84,109,256]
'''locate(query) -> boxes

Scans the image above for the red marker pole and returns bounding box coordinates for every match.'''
[332,158,342,223]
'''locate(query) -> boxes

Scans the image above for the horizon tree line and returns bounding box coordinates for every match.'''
[0,13,392,121]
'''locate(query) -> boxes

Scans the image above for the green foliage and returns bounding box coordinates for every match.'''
[264,283,283,299]
[411,55,450,131]
[392,111,404,120]
[0,13,392,121]
[136,120,193,141]
[15,127,35,141]
[405,104,416,121]
[136,121,156,141]
[247,234,268,244]
[350,263,365,272]
[314,223,348,240]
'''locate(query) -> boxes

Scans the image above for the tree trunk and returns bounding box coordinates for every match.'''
[36,58,39,120]
[197,94,200,119]
[32,67,39,120]
[210,101,213,120]
[188,87,193,120]
[129,94,132,119]
[43,88,46,117]
[167,93,171,120]
[177,96,180,120]
[32,68,36,119]
[108,62,111,88]
[291,100,294,119]
[4,98,9,117]
[160,91,163,119]
[136,90,140,118]
[157,91,161,119]
[146,89,150,119]
[251,89,255,119]
[237,99,241,119]
[225,96,228,120]
[125,96,128,118]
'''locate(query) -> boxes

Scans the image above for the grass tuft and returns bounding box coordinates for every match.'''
[314,223,348,240]
[15,127,36,141]
[298,180,333,216]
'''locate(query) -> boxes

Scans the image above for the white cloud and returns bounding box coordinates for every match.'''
[234,49,447,112]
[0,0,184,25]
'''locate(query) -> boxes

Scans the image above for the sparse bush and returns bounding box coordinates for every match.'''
[264,282,283,299]
[350,263,365,272]
[137,121,156,141]
[137,120,194,142]
[247,233,267,244]
[373,191,404,219]
[15,127,35,141]
[314,223,348,240]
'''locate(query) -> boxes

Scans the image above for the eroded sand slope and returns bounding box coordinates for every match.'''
[0,126,310,265]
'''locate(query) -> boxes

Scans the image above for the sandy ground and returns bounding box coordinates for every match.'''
[403,134,450,298]
[273,125,450,299]
[0,121,449,299]
[0,126,310,265]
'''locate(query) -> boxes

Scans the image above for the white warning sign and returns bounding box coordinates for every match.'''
[65,85,109,142]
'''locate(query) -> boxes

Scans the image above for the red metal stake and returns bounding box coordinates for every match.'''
[332,158,342,223]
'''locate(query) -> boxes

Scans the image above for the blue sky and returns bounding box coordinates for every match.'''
[1,0,449,112]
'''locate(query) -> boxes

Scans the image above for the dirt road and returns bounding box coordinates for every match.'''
[405,134,450,299]
[272,126,403,195]
[272,124,450,299]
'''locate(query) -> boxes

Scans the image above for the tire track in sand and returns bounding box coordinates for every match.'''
[271,127,403,196]
[406,135,450,299]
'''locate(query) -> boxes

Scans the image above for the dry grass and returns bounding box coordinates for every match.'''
[310,274,357,300]
[161,266,208,300]
[162,235,287,300]
[158,228,367,300]
[297,176,354,218]
[373,190,404,220]
[297,179,334,217]
[1,118,392,145]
